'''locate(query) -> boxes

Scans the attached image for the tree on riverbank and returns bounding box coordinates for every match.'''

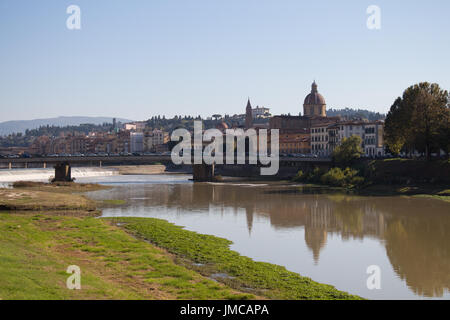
[384,83,450,159]
[332,135,363,166]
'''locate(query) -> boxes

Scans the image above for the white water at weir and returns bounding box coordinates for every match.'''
[0,167,118,186]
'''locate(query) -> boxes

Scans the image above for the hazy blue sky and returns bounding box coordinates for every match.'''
[1,0,449,121]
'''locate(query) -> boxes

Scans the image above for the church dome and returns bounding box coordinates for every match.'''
[304,81,326,105]
[304,92,326,105]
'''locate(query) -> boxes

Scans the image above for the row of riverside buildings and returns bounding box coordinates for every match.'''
[27,126,169,156]
[245,81,385,157]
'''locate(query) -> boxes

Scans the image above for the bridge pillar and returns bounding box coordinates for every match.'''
[192,163,215,182]
[53,162,73,182]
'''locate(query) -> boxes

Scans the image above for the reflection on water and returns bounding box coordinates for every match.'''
[83,175,450,300]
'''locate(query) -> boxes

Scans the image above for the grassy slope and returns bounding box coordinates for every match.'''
[110,217,362,300]
[0,213,252,300]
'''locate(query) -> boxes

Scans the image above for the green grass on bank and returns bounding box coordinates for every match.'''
[0,213,252,300]
[110,217,362,300]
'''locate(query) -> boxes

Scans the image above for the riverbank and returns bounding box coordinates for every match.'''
[0,182,360,300]
[288,159,450,202]
[109,217,361,300]
[357,183,450,201]
[212,176,450,202]
[289,182,450,202]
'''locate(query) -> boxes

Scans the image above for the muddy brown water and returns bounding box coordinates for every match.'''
[78,174,450,300]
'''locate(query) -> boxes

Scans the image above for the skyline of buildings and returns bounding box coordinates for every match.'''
[1,81,386,157]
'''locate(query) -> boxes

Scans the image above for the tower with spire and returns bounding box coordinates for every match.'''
[245,98,253,129]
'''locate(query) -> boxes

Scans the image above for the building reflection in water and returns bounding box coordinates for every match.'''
[97,182,450,298]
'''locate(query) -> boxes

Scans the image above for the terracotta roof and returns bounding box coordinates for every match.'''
[279,128,310,134]
[311,121,338,128]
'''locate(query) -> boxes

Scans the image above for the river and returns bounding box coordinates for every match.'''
[75,173,450,300]
[2,169,449,299]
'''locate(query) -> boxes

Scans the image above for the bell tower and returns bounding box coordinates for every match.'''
[245,98,253,129]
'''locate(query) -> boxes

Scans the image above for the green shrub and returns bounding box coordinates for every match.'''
[293,166,364,188]
[293,170,305,182]
[349,176,365,186]
[292,168,325,183]
[320,167,364,188]
[320,167,345,186]
[307,167,327,183]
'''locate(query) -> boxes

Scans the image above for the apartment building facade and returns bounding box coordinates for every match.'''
[311,120,385,157]
[143,129,169,152]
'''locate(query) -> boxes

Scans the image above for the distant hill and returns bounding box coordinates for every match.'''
[0,116,133,136]
[327,108,386,121]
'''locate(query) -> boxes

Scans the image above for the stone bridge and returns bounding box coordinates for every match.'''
[0,155,331,182]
